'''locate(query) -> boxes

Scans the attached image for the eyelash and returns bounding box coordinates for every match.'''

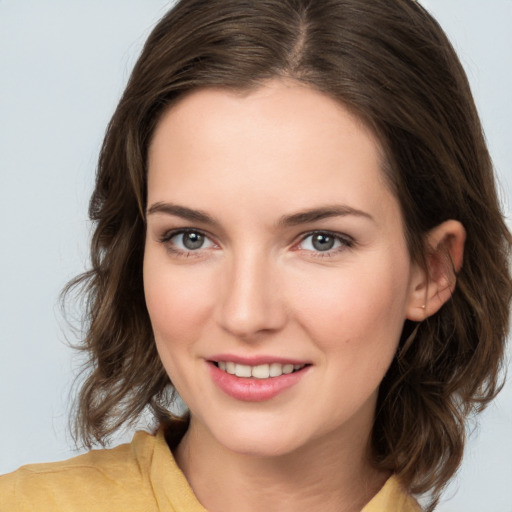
[158,229,354,258]
[159,228,215,258]
[296,230,354,257]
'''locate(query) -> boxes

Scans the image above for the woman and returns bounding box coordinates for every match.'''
[1,0,510,511]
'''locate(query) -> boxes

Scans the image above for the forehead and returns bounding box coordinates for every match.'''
[147,80,400,231]
[151,81,382,155]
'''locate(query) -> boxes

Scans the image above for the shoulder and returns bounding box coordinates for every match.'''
[362,475,422,512]
[0,430,158,512]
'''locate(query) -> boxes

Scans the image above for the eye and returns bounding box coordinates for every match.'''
[161,229,215,254]
[298,231,352,254]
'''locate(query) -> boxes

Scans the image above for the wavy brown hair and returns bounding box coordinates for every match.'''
[65,0,511,508]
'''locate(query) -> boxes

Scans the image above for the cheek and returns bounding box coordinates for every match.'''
[143,255,216,351]
[289,258,410,357]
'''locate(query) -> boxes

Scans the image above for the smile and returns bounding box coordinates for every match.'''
[208,359,311,401]
[215,361,306,379]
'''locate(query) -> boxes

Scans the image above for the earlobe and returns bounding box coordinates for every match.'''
[406,220,466,321]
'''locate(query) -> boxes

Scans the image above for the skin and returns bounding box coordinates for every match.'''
[143,80,465,512]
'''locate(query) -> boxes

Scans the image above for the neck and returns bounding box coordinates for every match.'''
[174,416,389,512]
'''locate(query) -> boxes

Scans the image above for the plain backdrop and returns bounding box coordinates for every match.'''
[0,1,511,511]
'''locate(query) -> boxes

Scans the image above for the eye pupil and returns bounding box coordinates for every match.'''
[183,232,204,250]
[312,234,335,251]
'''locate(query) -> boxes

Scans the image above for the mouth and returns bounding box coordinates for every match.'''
[212,361,309,379]
[208,358,311,401]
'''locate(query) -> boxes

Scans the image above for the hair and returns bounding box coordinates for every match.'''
[65,0,511,508]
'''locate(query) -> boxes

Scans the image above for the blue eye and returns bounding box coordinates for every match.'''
[298,232,351,253]
[164,230,215,252]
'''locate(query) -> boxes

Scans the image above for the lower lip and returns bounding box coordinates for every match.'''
[208,363,309,402]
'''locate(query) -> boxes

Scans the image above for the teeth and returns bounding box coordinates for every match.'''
[269,362,283,377]
[218,361,305,379]
[235,364,252,378]
[251,364,270,379]
[282,364,294,374]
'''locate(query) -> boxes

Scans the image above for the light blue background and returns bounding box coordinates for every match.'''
[1,1,511,510]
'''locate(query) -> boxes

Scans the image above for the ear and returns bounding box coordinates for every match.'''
[406,220,466,321]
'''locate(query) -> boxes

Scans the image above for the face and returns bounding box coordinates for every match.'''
[144,80,423,458]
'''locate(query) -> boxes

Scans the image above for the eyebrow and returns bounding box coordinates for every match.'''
[146,202,374,226]
[146,202,219,226]
[277,205,374,226]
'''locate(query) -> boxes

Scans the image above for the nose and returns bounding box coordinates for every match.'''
[217,251,288,341]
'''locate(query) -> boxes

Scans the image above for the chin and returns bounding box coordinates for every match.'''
[199,413,311,458]
[218,432,303,458]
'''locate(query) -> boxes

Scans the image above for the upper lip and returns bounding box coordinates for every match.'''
[207,354,311,366]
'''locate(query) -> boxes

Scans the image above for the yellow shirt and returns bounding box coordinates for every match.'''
[0,429,420,511]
